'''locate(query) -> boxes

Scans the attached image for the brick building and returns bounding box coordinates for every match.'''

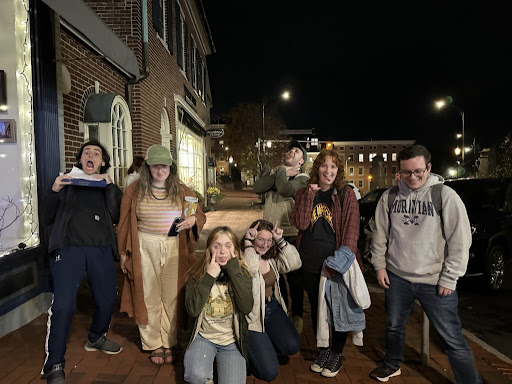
[0,0,215,334]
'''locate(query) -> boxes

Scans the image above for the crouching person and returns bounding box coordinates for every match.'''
[242,220,301,381]
[183,226,253,384]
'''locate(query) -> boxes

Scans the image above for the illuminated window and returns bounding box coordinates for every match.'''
[358,154,364,162]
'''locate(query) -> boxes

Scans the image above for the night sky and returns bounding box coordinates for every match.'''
[203,2,512,166]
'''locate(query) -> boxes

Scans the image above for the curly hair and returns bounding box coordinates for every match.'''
[188,226,250,279]
[136,161,182,205]
[241,219,278,260]
[308,149,347,192]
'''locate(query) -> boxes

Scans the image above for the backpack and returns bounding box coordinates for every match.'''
[386,183,444,218]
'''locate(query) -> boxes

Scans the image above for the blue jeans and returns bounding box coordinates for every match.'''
[184,334,246,384]
[384,271,482,384]
[248,296,301,381]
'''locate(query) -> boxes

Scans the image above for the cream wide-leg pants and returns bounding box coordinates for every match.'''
[137,231,179,351]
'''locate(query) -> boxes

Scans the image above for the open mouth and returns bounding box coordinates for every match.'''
[84,160,96,173]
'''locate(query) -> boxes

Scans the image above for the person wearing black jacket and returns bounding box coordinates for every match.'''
[41,140,122,384]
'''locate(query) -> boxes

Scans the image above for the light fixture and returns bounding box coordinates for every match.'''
[0,70,7,111]
[266,140,272,148]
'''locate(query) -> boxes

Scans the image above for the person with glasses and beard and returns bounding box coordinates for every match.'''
[369,145,481,383]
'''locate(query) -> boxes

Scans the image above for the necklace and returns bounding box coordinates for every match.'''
[151,186,168,201]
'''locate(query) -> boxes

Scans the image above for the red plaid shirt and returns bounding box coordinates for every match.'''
[291,185,362,269]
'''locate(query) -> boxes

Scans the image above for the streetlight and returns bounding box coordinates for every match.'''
[435,97,465,163]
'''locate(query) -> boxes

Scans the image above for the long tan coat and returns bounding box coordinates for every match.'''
[117,182,206,327]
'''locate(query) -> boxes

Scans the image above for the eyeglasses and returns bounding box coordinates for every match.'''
[254,238,273,246]
[399,167,428,177]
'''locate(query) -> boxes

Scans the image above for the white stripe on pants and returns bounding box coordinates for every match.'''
[137,230,179,350]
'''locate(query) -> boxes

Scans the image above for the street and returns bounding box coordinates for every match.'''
[457,276,512,361]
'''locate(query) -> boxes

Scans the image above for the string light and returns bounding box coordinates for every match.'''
[0,0,38,255]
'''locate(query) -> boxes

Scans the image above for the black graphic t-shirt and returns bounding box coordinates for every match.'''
[299,189,337,273]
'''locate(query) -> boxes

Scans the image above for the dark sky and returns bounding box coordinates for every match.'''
[203,1,512,164]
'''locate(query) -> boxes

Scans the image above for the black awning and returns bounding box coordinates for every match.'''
[83,93,117,123]
[42,0,140,80]
[178,106,206,137]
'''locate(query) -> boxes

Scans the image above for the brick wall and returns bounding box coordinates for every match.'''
[59,0,211,166]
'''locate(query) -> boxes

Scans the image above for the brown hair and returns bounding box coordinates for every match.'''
[309,149,347,192]
[136,160,182,204]
[188,226,250,280]
[241,219,278,260]
[127,155,144,174]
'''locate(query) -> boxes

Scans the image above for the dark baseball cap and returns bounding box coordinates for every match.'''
[288,140,307,164]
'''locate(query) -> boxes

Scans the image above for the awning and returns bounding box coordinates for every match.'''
[83,93,117,123]
[42,0,140,80]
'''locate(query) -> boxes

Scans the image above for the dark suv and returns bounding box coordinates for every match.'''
[446,177,512,290]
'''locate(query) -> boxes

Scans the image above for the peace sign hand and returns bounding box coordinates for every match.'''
[245,222,259,241]
[271,221,284,241]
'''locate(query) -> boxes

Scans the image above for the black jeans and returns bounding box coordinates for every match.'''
[303,270,348,354]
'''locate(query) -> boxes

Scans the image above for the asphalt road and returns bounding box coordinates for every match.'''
[457,276,512,360]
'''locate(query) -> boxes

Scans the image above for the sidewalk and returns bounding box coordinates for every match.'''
[0,189,511,383]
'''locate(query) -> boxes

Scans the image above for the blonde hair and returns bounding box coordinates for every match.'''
[188,226,250,280]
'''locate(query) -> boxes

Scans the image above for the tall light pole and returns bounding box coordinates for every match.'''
[435,98,465,163]
[259,90,291,175]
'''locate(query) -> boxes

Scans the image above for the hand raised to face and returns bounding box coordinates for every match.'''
[271,220,283,241]
[206,250,221,278]
[245,221,259,241]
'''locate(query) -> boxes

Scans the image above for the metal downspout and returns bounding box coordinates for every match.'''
[125,0,149,112]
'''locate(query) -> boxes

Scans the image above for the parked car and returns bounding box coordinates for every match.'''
[358,187,387,260]
[358,178,512,291]
[446,177,512,290]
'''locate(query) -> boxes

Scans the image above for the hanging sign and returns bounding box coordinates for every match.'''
[206,128,224,138]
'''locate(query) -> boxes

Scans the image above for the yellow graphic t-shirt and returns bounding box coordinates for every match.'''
[199,283,235,346]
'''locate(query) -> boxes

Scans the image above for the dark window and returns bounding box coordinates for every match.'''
[152,0,164,37]
[166,0,173,53]
[175,1,183,69]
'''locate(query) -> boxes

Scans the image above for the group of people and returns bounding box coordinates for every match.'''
[41,139,482,384]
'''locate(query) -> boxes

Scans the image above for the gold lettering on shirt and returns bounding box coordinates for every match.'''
[310,203,334,231]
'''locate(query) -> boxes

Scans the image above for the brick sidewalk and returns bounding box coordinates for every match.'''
[0,189,511,383]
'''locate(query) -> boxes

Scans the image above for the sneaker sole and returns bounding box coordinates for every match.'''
[371,368,401,382]
[310,364,324,373]
[84,345,123,354]
[321,367,341,378]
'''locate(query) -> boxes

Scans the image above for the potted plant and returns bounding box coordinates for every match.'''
[206,186,225,206]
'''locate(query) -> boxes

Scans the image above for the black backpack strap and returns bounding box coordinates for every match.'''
[386,185,399,212]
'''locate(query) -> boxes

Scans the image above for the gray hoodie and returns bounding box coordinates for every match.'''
[371,173,471,290]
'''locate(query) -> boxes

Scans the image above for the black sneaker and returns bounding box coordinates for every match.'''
[46,363,65,384]
[369,365,402,382]
[321,351,343,377]
[310,349,330,373]
[84,335,122,354]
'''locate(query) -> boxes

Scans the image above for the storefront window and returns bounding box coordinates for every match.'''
[0,0,39,256]
[176,124,204,194]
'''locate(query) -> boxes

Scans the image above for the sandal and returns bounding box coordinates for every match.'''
[164,348,173,364]
[150,348,165,366]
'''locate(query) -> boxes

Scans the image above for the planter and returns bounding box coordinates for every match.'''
[209,195,217,205]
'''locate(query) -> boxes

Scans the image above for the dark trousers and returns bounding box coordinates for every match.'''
[42,246,116,374]
[248,297,301,381]
[303,270,348,354]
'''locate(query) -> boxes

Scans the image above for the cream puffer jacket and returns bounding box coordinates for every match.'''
[244,242,302,332]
